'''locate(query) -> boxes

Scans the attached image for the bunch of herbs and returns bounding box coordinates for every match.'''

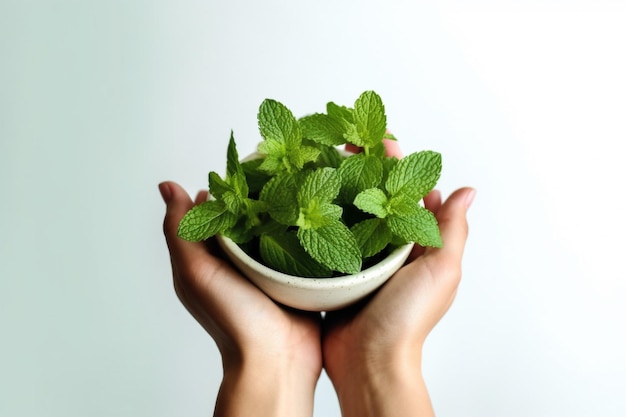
[178,91,442,277]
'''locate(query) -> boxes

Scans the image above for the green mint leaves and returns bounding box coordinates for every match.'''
[178,133,264,244]
[353,90,387,149]
[257,99,320,174]
[177,199,236,242]
[352,151,444,252]
[177,90,443,278]
[295,168,361,274]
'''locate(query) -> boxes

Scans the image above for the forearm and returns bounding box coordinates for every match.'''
[214,358,318,417]
[332,352,434,417]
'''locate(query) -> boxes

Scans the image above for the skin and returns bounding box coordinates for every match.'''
[325,140,474,416]
[160,139,474,417]
[161,182,322,417]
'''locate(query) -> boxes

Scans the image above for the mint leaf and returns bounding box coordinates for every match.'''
[257,148,286,174]
[354,188,389,218]
[327,102,354,123]
[317,202,343,220]
[354,91,386,148]
[386,151,442,199]
[209,136,249,214]
[342,122,364,147]
[296,170,344,229]
[257,99,321,174]
[257,141,320,174]
[387,193,420,217]
[208,171,232,199]
[383,131,397,141]
[313,144,344,169]
[297,167,341,206]
[226,132,243,178]
[300,113,347,146]
[229,170,249,200]
[351,218,392,258]
[260,232,332,277]
[298,220,361,274]
[292,145,321,169]
[246,198,270,216]
[225,133,249,197]
[297,200,343,229]
[257,135,285,156]
[260,174,299,225]
[222,190,244,214]
[223,197,269,243]
[368,141,387,159]
[387,206,442,247]
[258,99,301,147]
[177,200,237,241]
[337,153,383,203]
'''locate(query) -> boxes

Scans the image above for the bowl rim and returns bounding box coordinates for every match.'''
[215,233,414,288]
[214,146,415,289]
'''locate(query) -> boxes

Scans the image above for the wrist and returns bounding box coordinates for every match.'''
[215,352,319,417]
[330,348,434,417]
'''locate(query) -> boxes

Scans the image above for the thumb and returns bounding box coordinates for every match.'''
[159,181,210,266]
[425,187,475,264]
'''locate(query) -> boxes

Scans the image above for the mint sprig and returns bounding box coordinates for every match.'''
[257,99,320,174]
[353,150,443,250]
[177,90,443,277]
[337,153,383,203]
[177,200,236,241]
[179,134,267,244]
[353,90,387,149]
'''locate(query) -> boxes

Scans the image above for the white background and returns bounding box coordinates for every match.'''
[2,1,625,416]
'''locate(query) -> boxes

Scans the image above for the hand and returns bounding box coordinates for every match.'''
[159,182,322,417]
[323,140,475,417]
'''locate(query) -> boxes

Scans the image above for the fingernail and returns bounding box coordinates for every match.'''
[158,182,172,203]
[464,188,476,209]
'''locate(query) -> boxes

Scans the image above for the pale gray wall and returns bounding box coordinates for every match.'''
[2,1,625,416]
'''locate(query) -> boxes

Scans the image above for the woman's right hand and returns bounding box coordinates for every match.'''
[159,181,323,417]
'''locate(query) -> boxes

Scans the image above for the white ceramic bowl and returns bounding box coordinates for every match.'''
[216,234,413,311]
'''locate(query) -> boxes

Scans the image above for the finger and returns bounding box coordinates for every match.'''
[159,181,212,267]
[160,182,231,315]
[195,190,209,205]
[425,187,475,264]
[383,138,402,158]
[423,189,442,214]
[344,143,361,154]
